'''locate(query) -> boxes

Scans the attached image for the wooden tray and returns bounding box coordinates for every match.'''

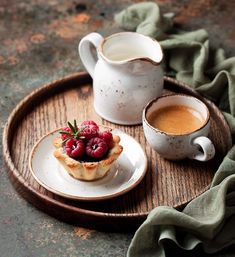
[3,72,232,232]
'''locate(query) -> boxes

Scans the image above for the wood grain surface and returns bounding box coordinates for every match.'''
[3,72,232,232]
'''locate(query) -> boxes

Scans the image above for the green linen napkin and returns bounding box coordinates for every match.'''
[115,2,235,257]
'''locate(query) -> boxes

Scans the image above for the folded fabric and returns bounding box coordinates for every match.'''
[115,2,235,257]
[115,2,174,40]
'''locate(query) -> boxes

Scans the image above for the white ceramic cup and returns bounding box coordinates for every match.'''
[142,94,215,161]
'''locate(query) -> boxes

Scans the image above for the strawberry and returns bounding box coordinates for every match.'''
[86,137,108,158]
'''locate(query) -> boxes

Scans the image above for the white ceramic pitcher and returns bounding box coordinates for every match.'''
[78,32,164,125]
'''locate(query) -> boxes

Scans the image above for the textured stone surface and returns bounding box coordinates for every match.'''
[0,0,234,256]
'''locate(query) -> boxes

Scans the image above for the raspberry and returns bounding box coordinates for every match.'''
[65,138,85,158]
[80,120,99,140]
[99,130,113,148]
[86,137,108,158]
[81,120,99,128]
[60,127,72,141]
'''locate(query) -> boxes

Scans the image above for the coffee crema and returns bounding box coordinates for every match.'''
[148,105,205,135]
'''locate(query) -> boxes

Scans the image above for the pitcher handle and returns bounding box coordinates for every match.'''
[78,32,104,78]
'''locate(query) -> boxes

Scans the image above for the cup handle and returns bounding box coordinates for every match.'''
[78,32,104,78]
[189,136,215,161]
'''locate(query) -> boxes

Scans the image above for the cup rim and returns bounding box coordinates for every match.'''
[143,94,210,136]
[97,31,163,66]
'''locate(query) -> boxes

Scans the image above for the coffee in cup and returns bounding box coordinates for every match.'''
[148,105,205,135]
[143,94,215,161]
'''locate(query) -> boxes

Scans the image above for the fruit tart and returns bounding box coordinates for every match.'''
[53,120,123,181]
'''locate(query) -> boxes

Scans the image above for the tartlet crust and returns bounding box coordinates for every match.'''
[53,135,123,181]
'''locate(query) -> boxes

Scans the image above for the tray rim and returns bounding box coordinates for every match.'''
[2,72,233,220]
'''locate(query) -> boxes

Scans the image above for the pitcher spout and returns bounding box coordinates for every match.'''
[98,32,163,65]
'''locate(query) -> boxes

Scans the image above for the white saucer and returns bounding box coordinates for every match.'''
[29,129,147,201]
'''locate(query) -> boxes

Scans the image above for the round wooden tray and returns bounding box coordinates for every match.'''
[3,72,232,232]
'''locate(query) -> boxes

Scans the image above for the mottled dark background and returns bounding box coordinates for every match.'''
[1,1,235,256]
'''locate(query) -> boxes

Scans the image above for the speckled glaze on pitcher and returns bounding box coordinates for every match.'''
[78,32,164,125]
